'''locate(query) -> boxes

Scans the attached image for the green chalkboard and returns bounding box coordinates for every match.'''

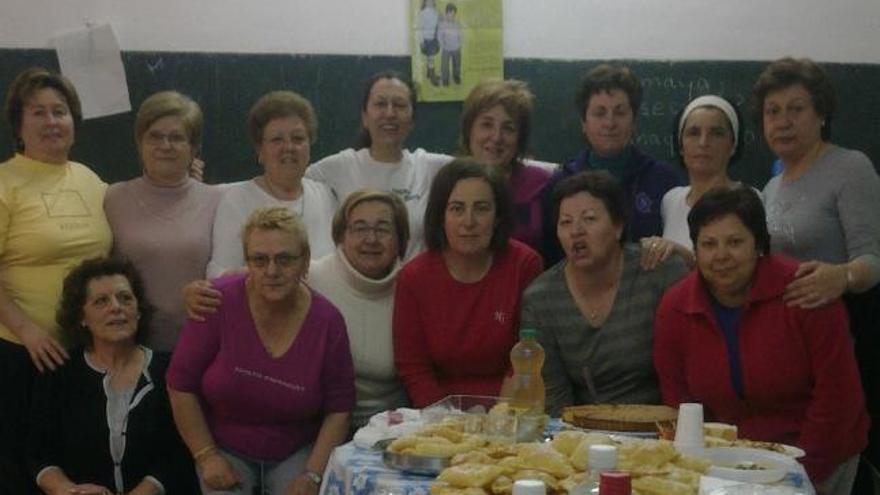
[1,49,878,189]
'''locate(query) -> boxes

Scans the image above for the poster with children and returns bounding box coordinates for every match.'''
[411,0,503,102]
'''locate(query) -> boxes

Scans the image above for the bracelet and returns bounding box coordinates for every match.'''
[846,266,855,289]
[192,444,217,462]
[303,470,322,486]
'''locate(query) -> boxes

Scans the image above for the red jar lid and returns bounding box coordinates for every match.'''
[598,471,631,495]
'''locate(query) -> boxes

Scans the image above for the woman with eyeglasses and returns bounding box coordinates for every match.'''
[207,90,336,278]
[168,206,355,495]
[308,190,411,431]
[104,92,223,352]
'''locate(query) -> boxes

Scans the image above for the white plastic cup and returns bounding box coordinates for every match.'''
[512,479,546,495]
[674,402,705,455]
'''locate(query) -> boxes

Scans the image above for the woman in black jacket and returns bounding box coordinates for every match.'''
[27,258,196,495]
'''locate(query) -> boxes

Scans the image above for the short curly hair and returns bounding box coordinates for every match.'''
[751,57,835,141]
[56,258,152,349]
[247,90,318,147]
[688,187,770,256]
[552,170,628,234]
[575,64,642,122]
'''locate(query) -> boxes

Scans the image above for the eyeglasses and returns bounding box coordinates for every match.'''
[245,253,302,269]
[347,223,394,240]
[143,131,189,147]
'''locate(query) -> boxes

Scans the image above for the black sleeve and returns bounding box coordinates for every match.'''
[540,175,565,267]
[26,366,66,483]
[144,352,200,492]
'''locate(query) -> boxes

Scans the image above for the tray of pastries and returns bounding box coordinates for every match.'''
[383,423,488,475]
[561,404,677,433]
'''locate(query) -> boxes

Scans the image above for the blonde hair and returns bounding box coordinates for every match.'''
[134,91,203,152]
[241,206,310,260]
[331,189,410,259]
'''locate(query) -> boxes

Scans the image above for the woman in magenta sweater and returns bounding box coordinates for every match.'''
[654,187,868,494]
[392,158,542,407]
[167,207,354,495]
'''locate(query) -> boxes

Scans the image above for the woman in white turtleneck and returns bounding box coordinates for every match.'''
[307,189,411,430]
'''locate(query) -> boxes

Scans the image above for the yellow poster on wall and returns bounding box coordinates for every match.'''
[411,0,503,102]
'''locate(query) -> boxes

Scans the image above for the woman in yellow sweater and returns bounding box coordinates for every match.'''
[0,67,111,492]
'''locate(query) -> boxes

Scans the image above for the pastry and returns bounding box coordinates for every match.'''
[561,404,677,432]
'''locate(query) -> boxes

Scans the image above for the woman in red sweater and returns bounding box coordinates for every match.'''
[393,158,542,407]
[654,187,868,494]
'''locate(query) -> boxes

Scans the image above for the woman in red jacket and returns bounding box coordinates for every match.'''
[654,187,868,494]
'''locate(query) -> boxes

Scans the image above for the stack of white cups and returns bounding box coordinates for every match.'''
[674,402,706,457]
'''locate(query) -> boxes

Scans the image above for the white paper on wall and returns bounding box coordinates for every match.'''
[52,23,131,119]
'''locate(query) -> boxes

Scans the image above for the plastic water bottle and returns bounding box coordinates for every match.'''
[570,444,618,495]
[509,328,545,415]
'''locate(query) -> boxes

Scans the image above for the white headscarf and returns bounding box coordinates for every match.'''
[678,95,739,150]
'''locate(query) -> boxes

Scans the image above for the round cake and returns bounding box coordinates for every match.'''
[561,404,677,432]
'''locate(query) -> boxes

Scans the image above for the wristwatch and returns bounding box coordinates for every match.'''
[304,470,322,486]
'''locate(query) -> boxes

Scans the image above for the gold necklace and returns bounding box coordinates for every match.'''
[577,253,624,326]
[584,280,618,324]
[261,175,305,216]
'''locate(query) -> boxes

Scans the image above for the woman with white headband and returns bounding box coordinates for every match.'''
[659,94,745,264]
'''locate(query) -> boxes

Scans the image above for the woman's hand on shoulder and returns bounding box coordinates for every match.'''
[19,322,68,373]
[285,472,320,495]
[189,158,205,182]
[784,260,848,309]
[182,279,222,322]
[198,450,241,490]
[639,236,691,270]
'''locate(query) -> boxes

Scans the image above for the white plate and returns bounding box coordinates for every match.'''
[778,444,806,459]
[706,484,805,495]
[704,447,799,484]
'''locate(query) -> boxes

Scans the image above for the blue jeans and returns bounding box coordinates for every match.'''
[199,444,311,495]
[441,49,461,85]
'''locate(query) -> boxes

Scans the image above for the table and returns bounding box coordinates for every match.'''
[322,442,435,495]
[320,420,815,495]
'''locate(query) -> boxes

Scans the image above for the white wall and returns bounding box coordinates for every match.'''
[2,0,878,63]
